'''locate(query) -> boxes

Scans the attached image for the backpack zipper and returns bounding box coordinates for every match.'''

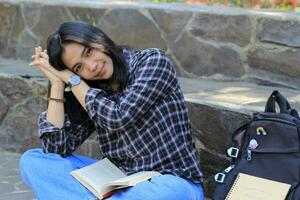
[247,148,252,161]
[252,117,299,127]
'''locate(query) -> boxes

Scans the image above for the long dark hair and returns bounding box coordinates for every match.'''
[46,21,128,125]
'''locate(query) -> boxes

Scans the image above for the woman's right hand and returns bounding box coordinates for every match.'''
[29,46,64,85]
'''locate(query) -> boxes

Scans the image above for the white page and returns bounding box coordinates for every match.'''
[71,158,126,194]
[108,171,161,186]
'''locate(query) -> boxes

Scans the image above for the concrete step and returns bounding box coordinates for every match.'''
[179,77,300,114]
[0,56,42,78]
[0,151,35,200]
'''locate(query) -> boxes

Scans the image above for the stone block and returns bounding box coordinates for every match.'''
[67,7,106,26]
[258,18,300,48]
[100,9,167,50]
[0,3,24,58]
[187,102,249,154]
[0,95,8,122]
[189,13,252,47]
[0,96,46,153]
[31,5,73,54]
[31,80,48,97]
[149,9,192,42]
[247,46,300,88]
[172,32,245,77]
[0,76,34,106]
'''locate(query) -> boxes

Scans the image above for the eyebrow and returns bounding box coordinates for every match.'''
[71,47,87,71]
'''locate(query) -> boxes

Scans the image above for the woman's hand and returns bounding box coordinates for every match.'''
[29,46,64,85]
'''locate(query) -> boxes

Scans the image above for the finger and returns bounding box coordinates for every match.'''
[29,61,38,66]
[29,60,42,66]
[37,46,42,54]
[40,52,49,59]
[34,48,39,61]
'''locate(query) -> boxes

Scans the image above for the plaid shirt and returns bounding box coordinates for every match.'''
[38,48,203,183]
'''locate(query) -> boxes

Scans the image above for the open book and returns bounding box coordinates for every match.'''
[70,158,161,199]
[225,173,291,200]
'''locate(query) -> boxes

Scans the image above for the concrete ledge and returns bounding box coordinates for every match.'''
[180,77,300,114]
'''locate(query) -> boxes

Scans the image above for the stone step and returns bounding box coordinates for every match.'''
[1,55,299,113]
[0,151,35,200]
[0,56,42,78]
[1,56,300,197]
[178,77,300,196]
[179,77,300,114]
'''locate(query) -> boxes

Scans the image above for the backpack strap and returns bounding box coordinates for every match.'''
[264,90,299,118]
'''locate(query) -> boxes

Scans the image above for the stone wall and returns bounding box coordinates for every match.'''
[0,0,300,88]
[0,75,47,152]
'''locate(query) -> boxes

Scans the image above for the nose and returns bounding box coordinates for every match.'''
[85,60,97,72]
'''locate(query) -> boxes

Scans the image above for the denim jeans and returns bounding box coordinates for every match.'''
[20,149,204,200]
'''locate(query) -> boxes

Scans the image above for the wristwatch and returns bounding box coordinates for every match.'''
[65,75,81,92]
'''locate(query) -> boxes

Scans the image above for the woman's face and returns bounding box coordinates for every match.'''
[61,42,114,80]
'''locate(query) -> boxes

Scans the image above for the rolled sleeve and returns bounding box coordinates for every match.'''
[85,88,105,120]
[38,111,71,138]
[38,111,95,156]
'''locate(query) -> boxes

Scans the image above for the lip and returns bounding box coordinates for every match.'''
[96,62,106,77]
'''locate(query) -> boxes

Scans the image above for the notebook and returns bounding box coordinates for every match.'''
[225,173,291,200]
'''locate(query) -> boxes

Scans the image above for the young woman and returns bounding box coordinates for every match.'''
[19,21,204,200]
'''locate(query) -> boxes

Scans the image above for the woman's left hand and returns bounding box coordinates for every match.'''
[30,46,74,84]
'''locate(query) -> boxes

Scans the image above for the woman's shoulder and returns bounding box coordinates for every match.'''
[137,48,167,59]
[124,48,171,74]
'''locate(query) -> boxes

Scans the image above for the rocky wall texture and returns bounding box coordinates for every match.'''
[0,75,47,152]
[0,0,300,89]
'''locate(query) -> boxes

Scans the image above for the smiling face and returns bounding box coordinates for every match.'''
[61,42,114,80]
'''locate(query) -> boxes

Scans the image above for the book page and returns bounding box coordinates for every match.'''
[107,171,161,186]
[226,173,291,200]
[70,158,126,196]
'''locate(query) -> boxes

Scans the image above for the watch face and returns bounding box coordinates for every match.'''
[70,75,81,85]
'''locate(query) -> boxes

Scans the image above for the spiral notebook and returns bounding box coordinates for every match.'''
[225,173,291,200]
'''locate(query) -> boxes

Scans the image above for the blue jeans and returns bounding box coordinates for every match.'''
[19,149,204,200]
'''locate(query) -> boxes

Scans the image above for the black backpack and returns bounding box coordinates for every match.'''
[213,90,300,200]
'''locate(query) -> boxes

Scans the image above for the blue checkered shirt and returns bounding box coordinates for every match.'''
[38,48,203,183]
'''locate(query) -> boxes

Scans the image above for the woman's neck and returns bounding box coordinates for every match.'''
[109,79,119,91]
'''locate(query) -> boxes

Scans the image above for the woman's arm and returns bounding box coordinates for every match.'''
[39,111,95,157]
[33,47,176,133]
[30,46,95,156]
[84,48,177,132]
[39,79,95,157]
[46,82,65,128]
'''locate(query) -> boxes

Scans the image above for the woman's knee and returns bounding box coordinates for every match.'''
[110,175,204,200]
[148,175,203,200]
[20,149,43,170]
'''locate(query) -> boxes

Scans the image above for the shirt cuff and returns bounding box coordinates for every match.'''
[38,111,71,138]
[85,87,106,119]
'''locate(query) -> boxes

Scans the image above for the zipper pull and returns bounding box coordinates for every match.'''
[247,139,258,162]
[224,165,235,173]
[247,148,252,161]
